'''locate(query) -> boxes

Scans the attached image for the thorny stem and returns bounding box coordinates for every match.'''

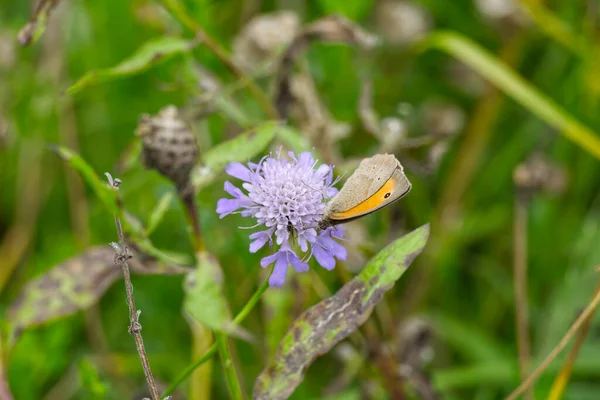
[506,280,600,400]
[157,0,279,119]
[161,276,271,399]
[547,279,600,400]
[106,173,160,400]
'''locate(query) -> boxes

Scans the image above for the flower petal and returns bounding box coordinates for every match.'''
[225,162,252,181]
[288,251,309,273]
[260,252,280,268]
[313,245,336,270]
[249,230,272,253]
[216,199,242,218]
[223,181,245,198]
[298,151,314,166]
[269,253,289,286]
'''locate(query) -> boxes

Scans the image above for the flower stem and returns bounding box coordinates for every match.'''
[233,278,270,324]
[161,277,270,399]
[217,334,244,400]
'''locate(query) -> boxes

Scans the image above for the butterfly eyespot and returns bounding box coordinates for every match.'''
[384,192,391,199]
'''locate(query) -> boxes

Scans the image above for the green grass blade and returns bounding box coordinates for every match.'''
[52,145,118,213]
[146,191,175,236]
[419,31,600,160]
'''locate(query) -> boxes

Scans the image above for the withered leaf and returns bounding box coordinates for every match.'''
[275,15,378,119]
[18,0,62,47]
[253,224,430,400]
[6,246,188,348]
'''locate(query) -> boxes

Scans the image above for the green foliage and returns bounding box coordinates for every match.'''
[2,0,600,399]
[53,146,118,214]
[66,37,198,95]
[184,252,248,339]
[192,122,279,190]
[420,32,600,159]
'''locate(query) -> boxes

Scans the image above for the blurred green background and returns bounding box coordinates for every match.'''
[1,0,600,399]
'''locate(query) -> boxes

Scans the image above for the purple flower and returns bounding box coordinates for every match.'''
[217,151,347,286]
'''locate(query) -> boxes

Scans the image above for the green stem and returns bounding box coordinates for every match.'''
[157,0,279,119]
[163,344,217,399]
[161,278,270,399]
[217,334,244,399]
[233,278,270,325]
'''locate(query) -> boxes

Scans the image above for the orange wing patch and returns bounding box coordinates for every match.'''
[330,177,397,220]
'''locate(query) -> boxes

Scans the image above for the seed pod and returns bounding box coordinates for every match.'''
[232,11,300,73]
[136,105,198,193]
[376,1,432,46]
[513,153,567,195]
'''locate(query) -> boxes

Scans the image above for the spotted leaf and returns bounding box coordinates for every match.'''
[254,224,430,399]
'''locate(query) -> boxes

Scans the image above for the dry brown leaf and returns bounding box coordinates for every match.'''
[6,246,188,347]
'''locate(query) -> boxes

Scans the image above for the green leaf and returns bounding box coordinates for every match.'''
[192,122,279,190]
[201,122,279,170]
[53,146,189,264]
[66,37,197,95]
[78,359,109,399]
[419,31,600,160]
[253,224,430,399]
[146,191,175,236]
[317,0,373,20]
[275,126,311,153]
[184,252,250,340]
[6,246,188,348]
[52,146,118,214]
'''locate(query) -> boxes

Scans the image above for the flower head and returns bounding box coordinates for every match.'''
[217,151,347,286]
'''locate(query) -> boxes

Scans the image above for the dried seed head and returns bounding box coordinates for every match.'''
[513,153,567,195]
[428,140,450,169]
[233,11,300,73]
[422,101,465,138]
[136,105,198,191]
[474,0,529,31]
[376,1,432,46]
[445,60,487,96]
[380,117,408,152]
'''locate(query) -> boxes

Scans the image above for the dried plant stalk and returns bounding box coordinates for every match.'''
[106,173,160,400]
